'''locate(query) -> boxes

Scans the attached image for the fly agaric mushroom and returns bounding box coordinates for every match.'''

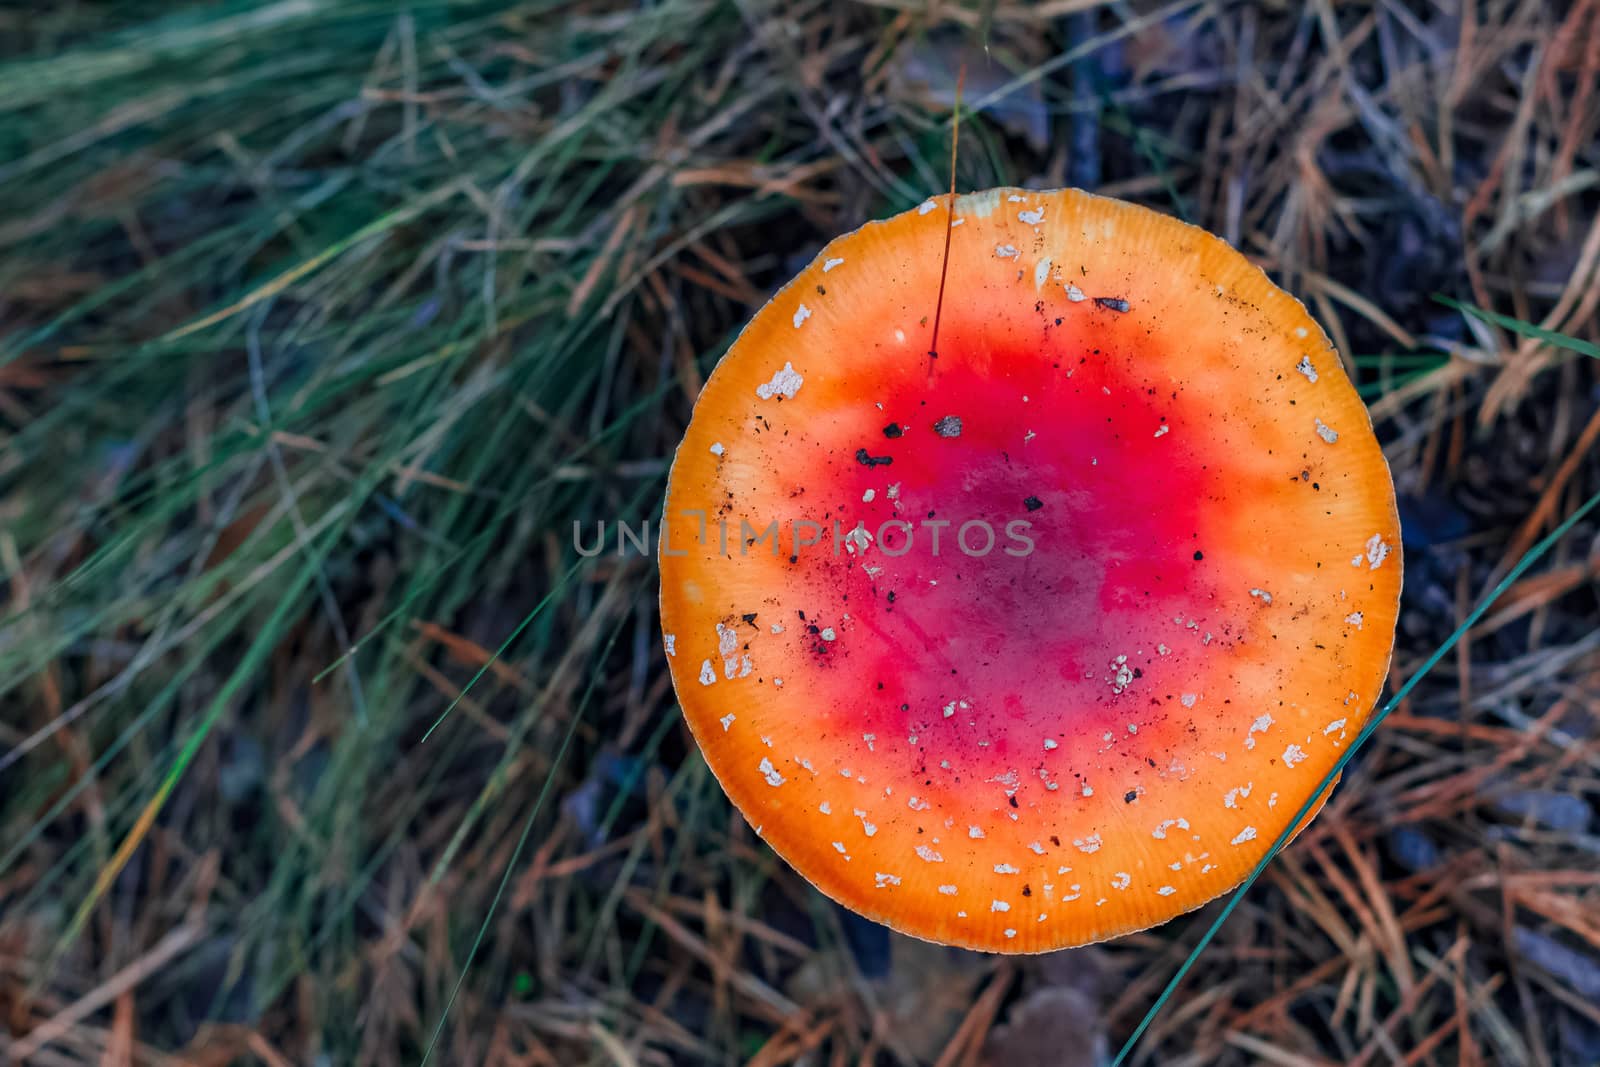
[659,188,1400,953]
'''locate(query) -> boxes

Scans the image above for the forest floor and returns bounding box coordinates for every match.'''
[2,2,1599,1064]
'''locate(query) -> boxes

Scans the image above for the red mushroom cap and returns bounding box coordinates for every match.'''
[660,188,1400,952]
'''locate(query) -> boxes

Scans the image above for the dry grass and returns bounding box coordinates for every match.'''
[1,1,1598,1064]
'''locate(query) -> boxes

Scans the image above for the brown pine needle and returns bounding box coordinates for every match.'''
[928,61,965,372]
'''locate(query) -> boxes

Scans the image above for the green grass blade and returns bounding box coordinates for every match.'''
[1112,485,1600,1065]
[1433,295,1600,359]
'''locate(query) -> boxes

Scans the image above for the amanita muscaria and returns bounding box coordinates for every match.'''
[659,188,1400,952]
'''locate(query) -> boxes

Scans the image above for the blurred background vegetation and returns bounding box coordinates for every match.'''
[1,1,1598,1064]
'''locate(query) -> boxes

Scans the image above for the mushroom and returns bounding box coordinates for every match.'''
[658,187,1400,953]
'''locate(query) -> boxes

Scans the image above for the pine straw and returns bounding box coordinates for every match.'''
[1,1,1598,1064]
